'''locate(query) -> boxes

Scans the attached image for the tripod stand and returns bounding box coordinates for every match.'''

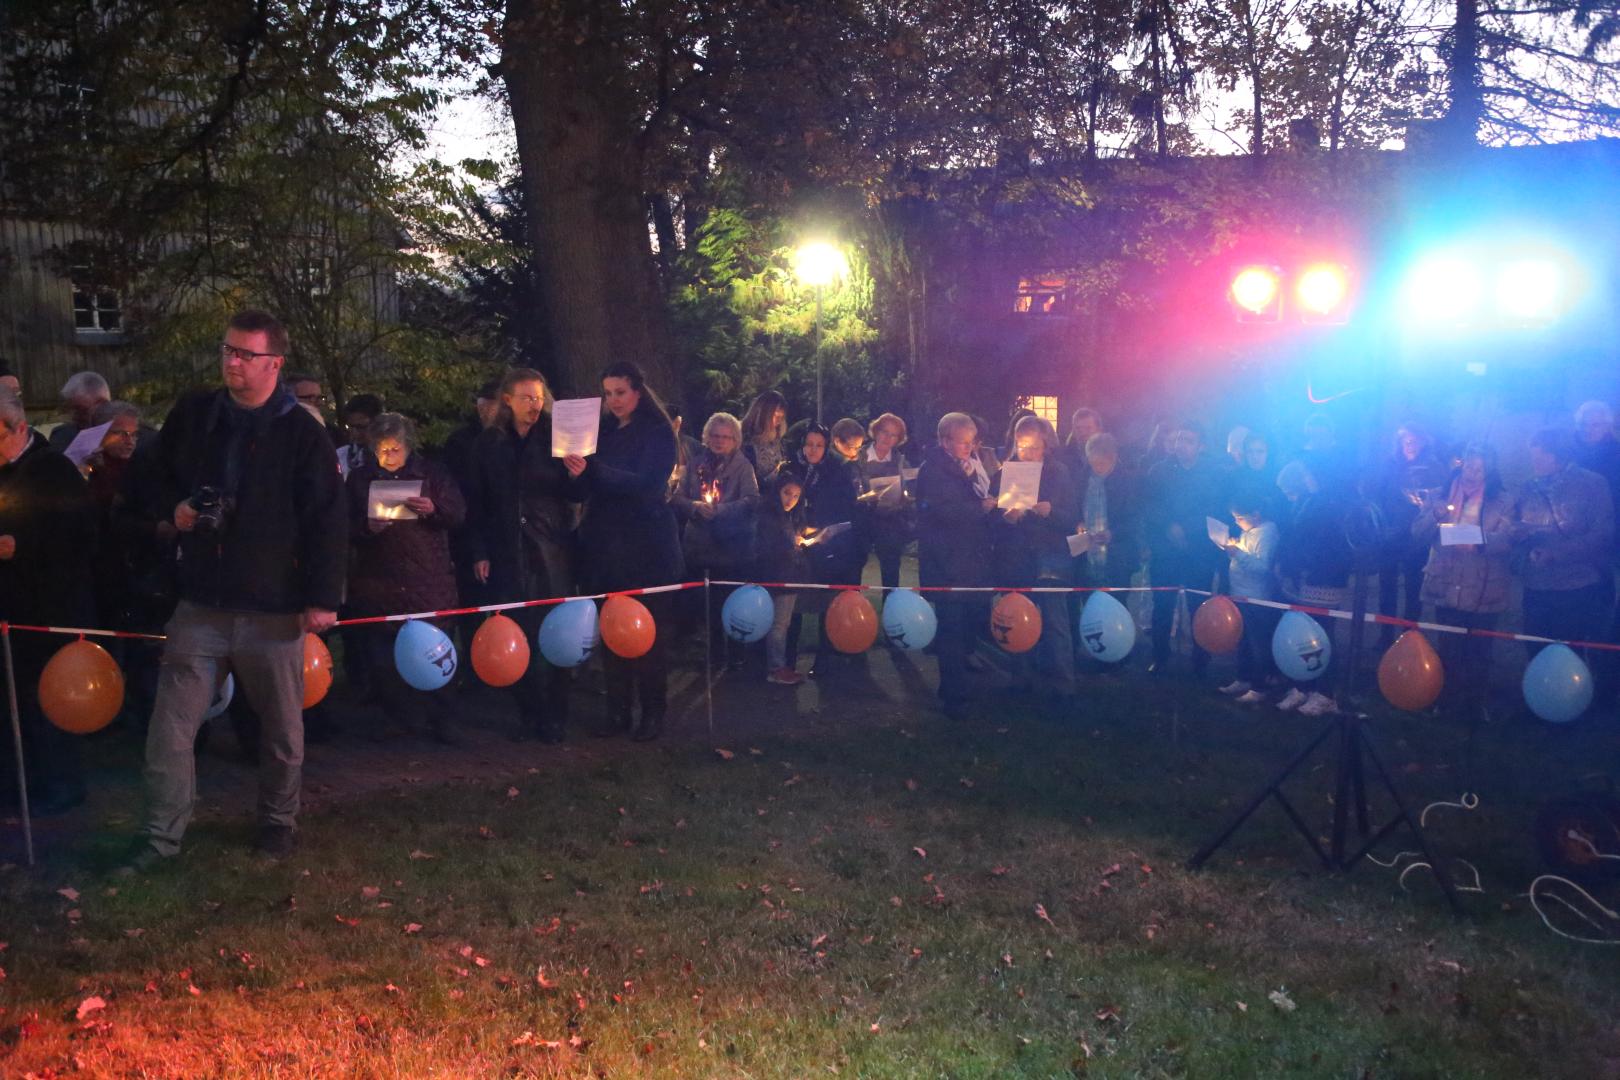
[1185,534,1464,914]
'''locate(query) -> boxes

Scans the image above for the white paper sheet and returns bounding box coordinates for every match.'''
[63,422,113,468]
[1439,522,1484,546]
[997,461,1042,511]
[1067,531,1091,557]
[1206,516,1231,548]
[368,480,423,521]
[869,474,902,505]
[900,467,919,482]
[551,398,602,458]
[800,521,853,547]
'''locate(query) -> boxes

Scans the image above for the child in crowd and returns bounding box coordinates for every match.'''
[1217,494,1281,704]
[754,465,808,686]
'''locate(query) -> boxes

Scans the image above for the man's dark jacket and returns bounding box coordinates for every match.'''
[150,386,346,614]
[466,417,576,600]
[0,431,97,625]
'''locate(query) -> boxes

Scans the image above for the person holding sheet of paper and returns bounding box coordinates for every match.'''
[562,361,682,742]
[1375,422,1450,637]
[469,368,578,743]
[990,416,1078,698]
[1143,419,1226,677]
[916,412,995,718]
[1410,444,1512,723]
[347,413,466,743]
[796,424,863,674]
[673,411,760,583]
[857,412,914,590]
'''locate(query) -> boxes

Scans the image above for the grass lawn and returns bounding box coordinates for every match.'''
[2,662,1619,1078]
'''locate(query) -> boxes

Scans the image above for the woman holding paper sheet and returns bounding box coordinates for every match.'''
[858,412,914,591]
[347,413,466,743]
[1412,445,1512,722]
[990,416,1079,698]
[563,361,682,742]
[469,370,577,743]
[916,412,995,717]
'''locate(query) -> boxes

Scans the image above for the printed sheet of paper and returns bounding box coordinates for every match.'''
[368,480,423,521]
[801,521,853,547]
[900,467,919,482]
[1206,516,1232,548]
[63,422,112,468]
[869,474,903,505]
[1067,531,1091,557]
[1439,522,1484,546]
[996,461,1042,511]
[550,398,602,458]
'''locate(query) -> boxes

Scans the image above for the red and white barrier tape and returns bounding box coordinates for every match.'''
[4,579,1617,653]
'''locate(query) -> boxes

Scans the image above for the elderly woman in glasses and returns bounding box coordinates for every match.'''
[674,411,761,583]
[345,412,466,743]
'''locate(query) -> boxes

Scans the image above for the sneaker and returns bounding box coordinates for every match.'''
[1299,692,1338,717]
[767,667,806,686]
[1235,689,1266,705]
[1276,687,1308,711]
[1218,680,1252,696]
[255,824,297,858]
[112,840,169,878]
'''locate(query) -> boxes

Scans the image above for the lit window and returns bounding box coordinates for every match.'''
[70,267,121,333]
[1013,276,1068,315]
[1017,395,1059,426]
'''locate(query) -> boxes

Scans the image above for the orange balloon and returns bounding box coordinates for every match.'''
[826,590,879,654]
[1192,595,1244,655]
[990,592,1042,653]
[39,639,125,734]
[601,595,656,659]
[303,633,334,709]
[1377,629,1445,711]
[471,614,531,686]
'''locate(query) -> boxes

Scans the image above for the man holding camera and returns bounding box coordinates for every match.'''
[128,310,346,867]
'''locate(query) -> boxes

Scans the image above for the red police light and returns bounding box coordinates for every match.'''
[1295,263,1351,323]
[1230,265,1283,321]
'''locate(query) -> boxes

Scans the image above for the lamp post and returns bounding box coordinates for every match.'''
[793,240,847,423]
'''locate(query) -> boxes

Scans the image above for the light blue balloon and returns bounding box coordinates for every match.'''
[539,599,599,668]
[1078,590,1136,663]
[1522,643,1593,724]
[881,588,937,651]
[394,619,457,691]
[721,584,774,644]
[1272,610,1332,682]
[204,673,235,720]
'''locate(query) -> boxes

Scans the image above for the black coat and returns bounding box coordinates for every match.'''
[753,494,806,583]
[346,456,467,617]
[0,431,97,625]
[575,410,683,592]
[147,387,346,614]
[1076,464,1144,586]
[915,445,992,587]
[467,419,576,601]
[800,453,862,580]
[1144,453,1226,576]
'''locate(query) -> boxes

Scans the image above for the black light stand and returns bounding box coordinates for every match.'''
[1186,505,1464,914]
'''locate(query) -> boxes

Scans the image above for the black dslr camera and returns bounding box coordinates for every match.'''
[189,485,234,534]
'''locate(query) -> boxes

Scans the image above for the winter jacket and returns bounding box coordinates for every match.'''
[1226,520,1280,599]
[1277,493,1354,598]
[1512,463,1615,592]
[800,452,862,581]
[147,386,347,614]
[753,487,807,583]
[1144,454,1226,576]
[0,431,97,625]
[1075,464,1144,586]
[1413,483,1514,614]
[989,455,1080,584]
[467,419,576,601]
[1375,450,1451,557]
[674,448,759,574]
[915,444,992,587]
[575,409,683,593]
[1575,434,1620,563]
[346,455,467,617]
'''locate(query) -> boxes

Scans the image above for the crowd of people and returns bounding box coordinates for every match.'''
[1,310,1617,868]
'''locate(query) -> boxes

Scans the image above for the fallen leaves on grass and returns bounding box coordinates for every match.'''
[511,1030,564,1049]
[74,996,106,1021]
[714,748,735,761]
[991,865,1011,877]
[905,779,918,791]
[57,887,80,902]
[408,850,436,860]
[1095,1004,1120,1023]
[639,881,664,895]
[912,846,927,859]
[361,886,381,900]
[335,915,360,927]
[1268,989,1297,1013]
[1034,903,1057,929]
[403,923,423,935]
[536,966,557,989]
[506,786,520,798]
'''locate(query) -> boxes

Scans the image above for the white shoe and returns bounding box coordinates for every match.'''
[1235,689,1266,705]
[1299,692,1338,717]
[1218,680,1252,696]
[1276,688,1308,711]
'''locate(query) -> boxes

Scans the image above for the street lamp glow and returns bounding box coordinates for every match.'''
[794,241,846,288]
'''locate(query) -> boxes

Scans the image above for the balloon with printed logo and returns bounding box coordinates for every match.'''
[538,598,600,667]
[394,619,458,691]
[302,633,334,708]
[1078,590,1136,663]
[721,584,773,644]
[989,592,1041,654]
[880,588,936,651]
[826,589,880,653]
[1377,630,1445,711]
[204,673,236,720]
[601,594,657,659]
[471,614,530,687]
[38,639,124,734]
[1271,610,1332,682]
[1522,643,1593,724]
[1192,594,1244,655]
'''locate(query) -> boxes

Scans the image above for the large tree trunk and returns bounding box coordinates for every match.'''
[501,0,675,399]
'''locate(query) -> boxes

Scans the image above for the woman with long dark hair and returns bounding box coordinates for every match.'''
[562,361,683,741]
[740,390,789,487]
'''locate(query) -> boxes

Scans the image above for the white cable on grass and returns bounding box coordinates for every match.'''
[1420,792,1479,829]
[1526,833,1620,945]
